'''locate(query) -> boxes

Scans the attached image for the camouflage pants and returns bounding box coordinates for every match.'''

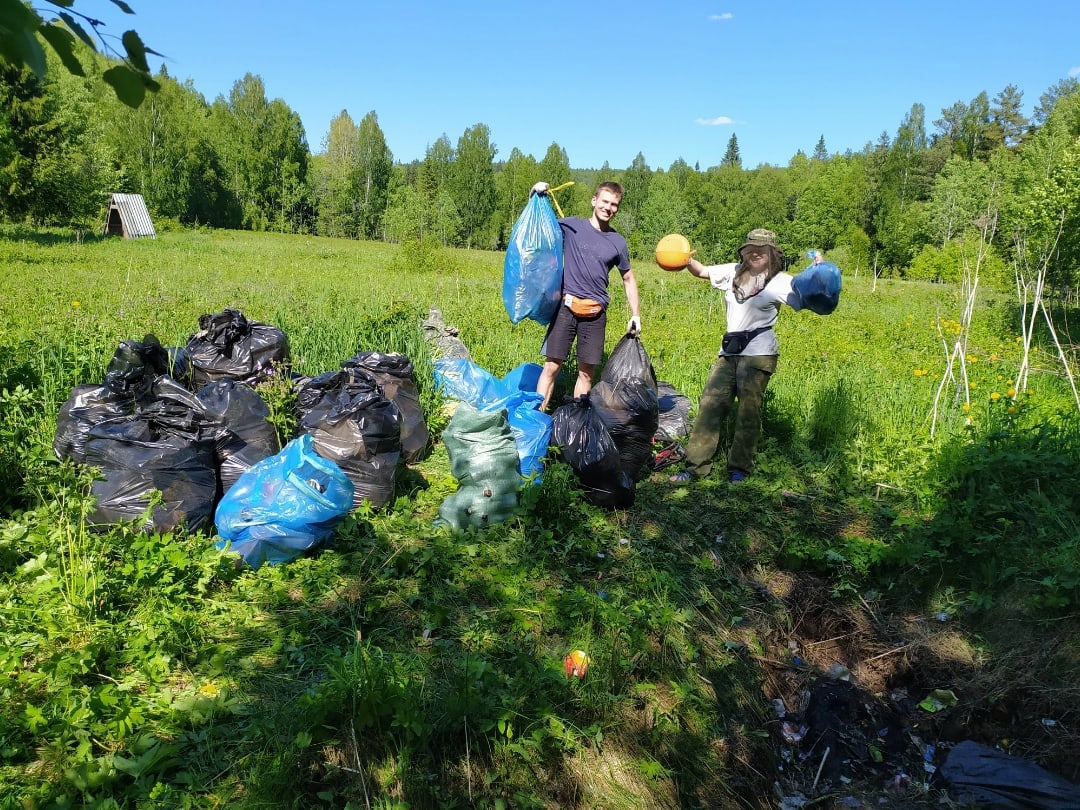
[684,354,777,477]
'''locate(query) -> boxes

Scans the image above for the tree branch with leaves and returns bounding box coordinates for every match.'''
[0,0,160,106]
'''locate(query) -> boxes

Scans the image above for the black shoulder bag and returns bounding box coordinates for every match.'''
[721,321,776,355]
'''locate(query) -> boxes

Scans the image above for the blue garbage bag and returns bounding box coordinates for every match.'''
[503,194,563,326]
[434,359,550,484]
[792,261,842,315]
[215,434,354,568]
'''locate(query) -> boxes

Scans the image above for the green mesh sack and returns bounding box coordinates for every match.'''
[436,403,520,530]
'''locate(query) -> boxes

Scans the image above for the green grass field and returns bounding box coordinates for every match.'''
[2,227,1079,808]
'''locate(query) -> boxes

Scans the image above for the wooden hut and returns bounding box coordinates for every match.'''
[102,193,156,238]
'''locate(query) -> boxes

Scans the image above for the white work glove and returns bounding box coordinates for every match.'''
[531,181,549,196]
[627,316,641,336]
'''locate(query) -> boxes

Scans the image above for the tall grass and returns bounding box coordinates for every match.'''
[2,226,1079,807]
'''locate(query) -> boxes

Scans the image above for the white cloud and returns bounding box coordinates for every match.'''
[695,116,735,126]
[1069,66,1080,77]
[708,12,734,21]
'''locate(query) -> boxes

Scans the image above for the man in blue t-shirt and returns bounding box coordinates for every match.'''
[530,180,641,411]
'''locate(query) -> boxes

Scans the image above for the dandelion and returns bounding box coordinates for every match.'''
[913,368,929,377]
[198,682,221,698]
[962,403,971,412]
[997,375,1003,381]
[1008,406,1018,414]
[966,354,978,363]
[72,301,80,308]
[990,392,1001,401]
[969,382,977,389]
[1007,388,1017,397]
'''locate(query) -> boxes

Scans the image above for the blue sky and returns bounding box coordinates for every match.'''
[89,0,1080,170]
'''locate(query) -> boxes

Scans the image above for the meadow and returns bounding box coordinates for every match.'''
[1,226,1079,808]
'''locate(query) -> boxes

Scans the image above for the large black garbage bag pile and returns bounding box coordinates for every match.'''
[344,350,429,463]
[551,395,634,508]
[937,740,1079,809]
[54,334,171,464]
[83,376,219,533]
[196,379,280,497]
[590,334,659,482]
[182,308,290,389]
[297,367,402,510]
[436,402,520,530]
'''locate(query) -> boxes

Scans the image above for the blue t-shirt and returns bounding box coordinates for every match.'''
[558,217,631,308]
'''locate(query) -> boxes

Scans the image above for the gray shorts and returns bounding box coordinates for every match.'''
[540,302,607,365]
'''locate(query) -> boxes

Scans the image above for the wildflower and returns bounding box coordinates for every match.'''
[72,301,80,308]
[962,403,971,412]
[990,392,1001,401]
[997,375,1003,381]
[1008,406,1018,414]
[969,382,977,389]
[913,368,929,377]
[1007,388,1017,397]
[966,355,978,363]
[198,682,221,698]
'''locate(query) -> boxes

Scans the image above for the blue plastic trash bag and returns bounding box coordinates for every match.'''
[215,434,354,568]
[433,358,501,407]
[792,260,842,315]
[503,193,563,326]
[507,404,552,483]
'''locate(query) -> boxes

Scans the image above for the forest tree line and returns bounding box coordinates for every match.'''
[1,43,1079,290]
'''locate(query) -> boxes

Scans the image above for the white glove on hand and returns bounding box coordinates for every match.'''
[627,316,641,336]
[531,181,550,196]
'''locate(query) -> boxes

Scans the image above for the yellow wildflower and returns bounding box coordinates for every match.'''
[962,403,971,412]
[1008,406,1018,414]
[72,301,80,308]
[1007,388,1017,397]
[990,392,1001,400]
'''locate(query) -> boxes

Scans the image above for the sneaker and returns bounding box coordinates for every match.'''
[668,471,694,484]
[729,470,749,483]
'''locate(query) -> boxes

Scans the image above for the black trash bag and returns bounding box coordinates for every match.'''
[655,380,692,442]
[551,395,635,508]
[108,332,171,380]
[182,308,290,389]
[54,384,135,464]
[600,332,658,390]
[436,403,520,530]
[167,345,190,383]
[938,740,1080,810]
[196,379,281,497]
[53,335,172,463]
[343,350,430,463]
[297,367,402,510]
[83,377,219,533]
[589,377,659,482]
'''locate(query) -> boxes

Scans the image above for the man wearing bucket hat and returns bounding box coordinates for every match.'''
[530,180,641,412]
[669,228,804,484]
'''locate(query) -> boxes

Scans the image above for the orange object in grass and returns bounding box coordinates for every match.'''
[563,650,590,678]
[655,233,694,271]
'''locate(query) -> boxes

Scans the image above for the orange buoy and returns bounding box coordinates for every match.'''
[655,234,693,271]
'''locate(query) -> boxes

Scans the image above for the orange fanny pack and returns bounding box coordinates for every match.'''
[563,294,603,318]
